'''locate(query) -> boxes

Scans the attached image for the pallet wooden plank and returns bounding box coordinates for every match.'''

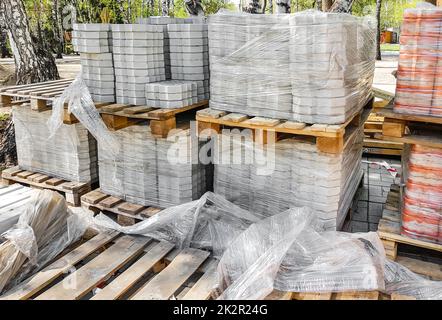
[16,171,34,179]
[196,108,226,119]
[118,202,145,215]
[0,78,74,93]
[28,173,50,183]
[182,260,218,300]
[139,207,162,218]
[292,292,333,300]
[378,231,442,253]
[91,241,175,300]
[0,231,120,300]
[396,256,442,280]
[264,290,293,300]
[374,132,442,149]
[131,248,210,300]
[100,104,132,113]
[34,235,150,300]
[278,121,306,130]
[243,117,280,127]
[100,196,124,208]
[61,181,89,192]
[221,113,248,123]
[379,106,442,125]
[45,178,65,186]
[81,190,109,205]
[334,291,379,300]
[1,166,23,178]
[123,106,155,115]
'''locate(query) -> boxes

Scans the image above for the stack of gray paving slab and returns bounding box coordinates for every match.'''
[168,23,210,101]
[214,126,364,231]
[145,80,197,108]
[288,12,375,124]
[13,106,98,183]
[137,16,190,80]
[111,24,165,105]
[98,124,208,208]
[207,11,375,124]
[208,13,291,119]
[72,23,115,103]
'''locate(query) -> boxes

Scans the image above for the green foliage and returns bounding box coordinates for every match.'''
[353,0,420,30]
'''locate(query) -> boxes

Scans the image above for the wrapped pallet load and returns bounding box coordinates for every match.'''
[209,10,375,230]
[214,126,364,231]
[395,5,442,116]
[401,144,442,244]
[13,106,98,183]
[208,10,375,124]
[98,123,209,208]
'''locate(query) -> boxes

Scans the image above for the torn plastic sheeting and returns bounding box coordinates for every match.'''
[217,210,385,300]
[92,191,266,257]
[384,259,442,300]
[92,192,386,299]
[0,190,89,294]
[47,75,121,158]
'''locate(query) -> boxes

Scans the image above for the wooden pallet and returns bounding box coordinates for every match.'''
[97,100,208,137]
[81,189,163,226]
[0,231,416,300]
[363,138,403,156]
[0,78,74,110]
[196,98,373,154]
[379,103,442,138]
[378,185,442,280]
[363,89,403,156]
[1,166,93,206]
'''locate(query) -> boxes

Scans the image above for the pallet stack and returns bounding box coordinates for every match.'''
[198,11,376,230]
[376,6,442,255]
[72,24,115,103]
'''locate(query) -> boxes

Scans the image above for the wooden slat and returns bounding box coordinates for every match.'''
[379,106,442,125]
[45,178,65,186]
[18,81,72,95]
[292,292,333,300]
[0,231,120,300]
[16,171,34,179]
[118,202,145,215]
[123,106,155,115]
[34,235,150,300]
[131,248,210,300]
[334,291,379,300]
[374,132,442,149]
[0,78,74,93]
[396,256,442,280]
[182,260,218,300]
[378,231,442,253]
[81,190,109,205]
[100,196,124,208]
[91,241,175,300]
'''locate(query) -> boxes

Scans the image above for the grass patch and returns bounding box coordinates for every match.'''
[381,43,400,52]
[0,113,10,121]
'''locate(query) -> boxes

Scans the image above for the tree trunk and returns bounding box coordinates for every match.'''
[268,0,273,13]
[1,0,59,84]
[53,0,64,59]
[376,0,382,60]
[242,0,264,13]
[184,0,205,16]
[316,0,322,10]
[328,0,354,13]
[322,0,333,11]
[161,0,169,15]
[0,117,17,167]
[276,0,290,13]
[0,17,10,58]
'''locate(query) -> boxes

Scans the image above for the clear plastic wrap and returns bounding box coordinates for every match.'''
[98,124,210,208]
[208,10,375,124]
[0,190,89,294]
[213,126,364,230]
[13,105,98,183]
[92,194,387,299]
[384,259,442,300]
[48,76,121,159]
[401,144,442,244]
[394,3,442,116]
